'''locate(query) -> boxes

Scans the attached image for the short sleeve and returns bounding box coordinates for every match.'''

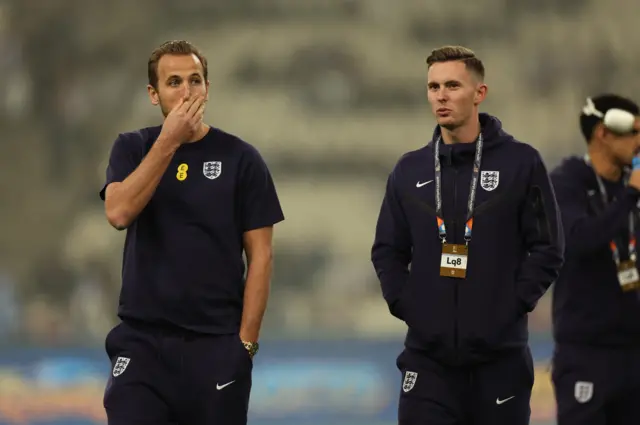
[238,146,285,232]
[99,133,143,200]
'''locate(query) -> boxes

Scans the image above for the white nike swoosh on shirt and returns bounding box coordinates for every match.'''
[496,396,515,405]
[216,380,236,390]
[416,180,433,188]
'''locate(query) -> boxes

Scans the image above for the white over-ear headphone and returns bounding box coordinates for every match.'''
[582,97,637,134]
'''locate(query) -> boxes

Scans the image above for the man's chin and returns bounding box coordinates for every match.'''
[437,117,457,130]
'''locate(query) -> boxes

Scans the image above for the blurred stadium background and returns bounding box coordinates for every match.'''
[1,0,638,423]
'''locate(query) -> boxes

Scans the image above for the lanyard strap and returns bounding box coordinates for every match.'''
[584,155,636,264]
[434,133,484,244]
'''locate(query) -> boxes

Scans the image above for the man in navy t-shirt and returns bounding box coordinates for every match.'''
[99,40,284,425]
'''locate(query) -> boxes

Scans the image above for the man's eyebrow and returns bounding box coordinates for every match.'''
[427,79,462,85]
[165,72,202,81]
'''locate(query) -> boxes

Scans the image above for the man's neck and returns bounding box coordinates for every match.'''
[441,116,481,145]
[187,123,211,143]
[588,147,622,181]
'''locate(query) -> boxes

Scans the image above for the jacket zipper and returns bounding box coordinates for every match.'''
[451,157,460,360]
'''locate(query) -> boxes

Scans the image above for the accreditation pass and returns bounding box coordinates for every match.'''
[440,243,468,278]
[618,260,640,291]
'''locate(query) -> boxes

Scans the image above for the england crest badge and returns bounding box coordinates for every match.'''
[402,371,418,392]
[574,381,593,403]
[112,356,130,377]
[480,171,499,191]
[203,161,222,180]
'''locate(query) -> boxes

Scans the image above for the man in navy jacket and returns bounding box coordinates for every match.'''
[550,94,640,425]
[371,46,564,425]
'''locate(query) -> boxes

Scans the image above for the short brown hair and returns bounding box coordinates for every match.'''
[426,46,485,80]
[148,40,208,89]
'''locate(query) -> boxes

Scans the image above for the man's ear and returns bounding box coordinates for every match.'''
[594,122,609,142]
[474,83,488,106]
[147,84,159,106]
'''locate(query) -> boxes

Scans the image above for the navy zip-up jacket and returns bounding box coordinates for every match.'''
[371,113,564,366]
[550,156,640,347]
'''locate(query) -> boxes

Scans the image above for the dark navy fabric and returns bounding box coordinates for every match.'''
[552,343,640,425]
[550,156,640,425]
[100,126,284,335]
[103,320,252,425]
[550,156,640,347]
[372,113,564,366]
[397,346,534,425]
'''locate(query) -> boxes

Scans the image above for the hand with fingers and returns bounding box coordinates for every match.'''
[159,95,207,146]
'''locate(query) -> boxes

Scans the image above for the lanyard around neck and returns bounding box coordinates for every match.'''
[584,154,636,264]
[434,133,484,244]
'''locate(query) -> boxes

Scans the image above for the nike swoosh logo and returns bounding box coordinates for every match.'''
[496,396,515,405]
[416,180,433,188]
[216,380,236,390]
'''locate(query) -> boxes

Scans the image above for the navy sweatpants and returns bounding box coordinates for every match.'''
[396,346,534,425]
[552,343,640,425]
[103,320,253,425]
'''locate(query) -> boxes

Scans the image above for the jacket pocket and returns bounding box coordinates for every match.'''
[391,279,413,321]
[402,274,456,350]
[458,274,522,353]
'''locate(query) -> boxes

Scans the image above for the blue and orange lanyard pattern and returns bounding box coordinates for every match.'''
[434,132,484,244]
[584,155,636,265]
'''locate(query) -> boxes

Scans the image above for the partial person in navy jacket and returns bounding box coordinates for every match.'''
[371,45,564,425]
[550,94,640,425]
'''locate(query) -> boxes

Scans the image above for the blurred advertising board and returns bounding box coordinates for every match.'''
[0,340,556,425]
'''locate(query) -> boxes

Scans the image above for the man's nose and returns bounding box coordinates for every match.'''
[181,83,191,98]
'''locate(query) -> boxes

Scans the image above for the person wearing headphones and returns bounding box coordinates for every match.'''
[550,94,640,424]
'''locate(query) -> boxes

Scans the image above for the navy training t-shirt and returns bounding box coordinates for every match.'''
[100,126,285,334]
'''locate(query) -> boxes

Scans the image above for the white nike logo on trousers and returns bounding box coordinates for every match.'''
[216,380,235,390]
[496,396,515,405]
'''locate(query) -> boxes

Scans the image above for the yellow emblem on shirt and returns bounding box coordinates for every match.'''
[176,163,188,181]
